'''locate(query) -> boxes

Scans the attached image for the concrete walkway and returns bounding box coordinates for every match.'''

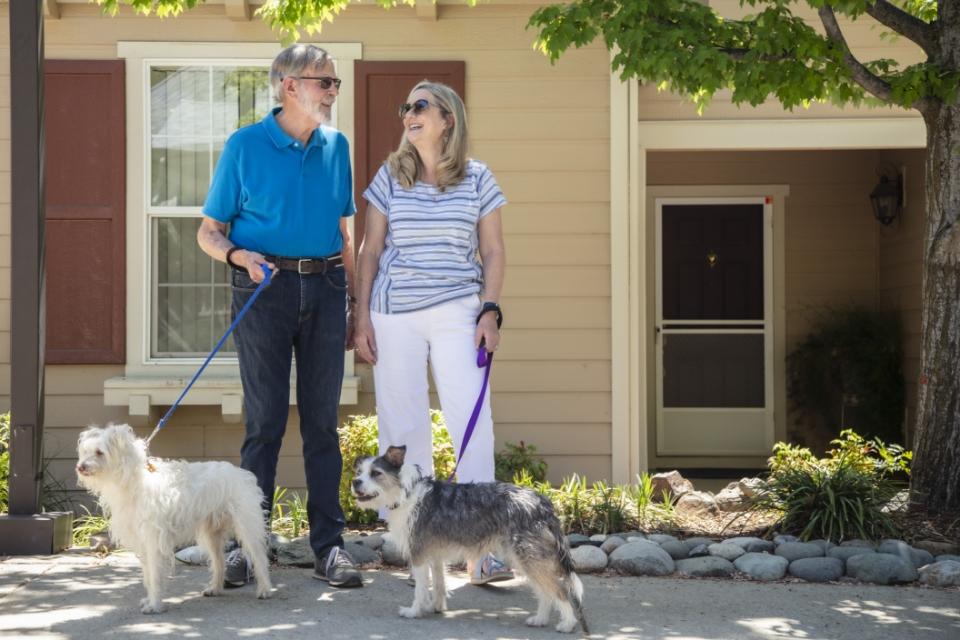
[1,550,958,639]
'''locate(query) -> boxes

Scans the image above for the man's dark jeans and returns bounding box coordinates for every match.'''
[231,265,347,560]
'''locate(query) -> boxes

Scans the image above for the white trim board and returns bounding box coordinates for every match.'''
[636,117,926,151]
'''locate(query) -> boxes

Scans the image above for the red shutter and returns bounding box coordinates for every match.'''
[44,60,125,364]
[353,61,466,249]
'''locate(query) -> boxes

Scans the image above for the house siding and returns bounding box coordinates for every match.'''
[876,149,925,447]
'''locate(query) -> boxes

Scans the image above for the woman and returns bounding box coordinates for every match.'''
[353,81,511,584]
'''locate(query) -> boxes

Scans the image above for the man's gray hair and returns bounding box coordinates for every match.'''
[270,44,333,103]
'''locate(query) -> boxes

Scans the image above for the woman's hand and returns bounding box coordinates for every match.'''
[353,313,378,364]
[475,312,500,353]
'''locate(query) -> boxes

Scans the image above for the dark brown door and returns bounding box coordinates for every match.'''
[44,60,125,364]
[656,201,771,456]
[353,61,465,249]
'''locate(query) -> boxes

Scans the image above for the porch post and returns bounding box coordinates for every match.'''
[0,0,71,554]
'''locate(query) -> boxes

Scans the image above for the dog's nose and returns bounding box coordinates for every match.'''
[76,462,85,473]
[352,478,362,489]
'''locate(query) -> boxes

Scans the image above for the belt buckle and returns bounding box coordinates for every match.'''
[298,258,311,274]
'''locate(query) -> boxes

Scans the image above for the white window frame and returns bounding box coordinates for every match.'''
[105,42,363,418]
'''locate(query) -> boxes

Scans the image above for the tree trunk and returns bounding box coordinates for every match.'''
[910,101,960,513]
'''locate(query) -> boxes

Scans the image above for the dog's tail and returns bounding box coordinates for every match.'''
[550,516,588,634]
[567,572,589,635]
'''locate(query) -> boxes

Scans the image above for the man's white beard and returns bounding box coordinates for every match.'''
[299,93,330,126]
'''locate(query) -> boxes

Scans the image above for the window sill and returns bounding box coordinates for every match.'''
[104,374,360,423]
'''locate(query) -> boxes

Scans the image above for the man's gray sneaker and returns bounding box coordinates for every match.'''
[313,547,363,588]
[223,547,251,588]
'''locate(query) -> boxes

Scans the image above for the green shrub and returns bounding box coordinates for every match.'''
[270,486,310,538]
[494,440,548,483]
[753,429,910,542]
[512,471,676,535]
[338,411,455,524]
[787,306,905,445]
[72,505,111,548]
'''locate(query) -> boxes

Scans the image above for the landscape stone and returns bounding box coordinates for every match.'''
[675,491,719,515]
[380,536,406,566]
[725,536,774,553]
[788,557,844,582]
[344,542,379,565]
[600,536,626,554]
[649,470,694,500]
[675,556,735,578]
[570,545,609,572]
[682,537,715,551]
[846,553,919,584]
[734,553,789,581]
[609,541,675,576]
[776,542,825,562]
[918,561,960,587]
[659,540,690,560]
[708,542,745,561]
[828,547,876,563]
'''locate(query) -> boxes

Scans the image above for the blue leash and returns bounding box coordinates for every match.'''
[145,264,273,447]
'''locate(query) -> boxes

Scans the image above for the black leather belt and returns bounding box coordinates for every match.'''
[264,254,343,274]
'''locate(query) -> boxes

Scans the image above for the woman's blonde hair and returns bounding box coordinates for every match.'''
[387,81,468,191]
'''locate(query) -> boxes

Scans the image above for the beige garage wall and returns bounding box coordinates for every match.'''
[0,2,613,502]
[647,149,884,464]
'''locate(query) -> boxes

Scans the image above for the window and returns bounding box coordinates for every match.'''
[107,43,362,414]
[148,64,273,358]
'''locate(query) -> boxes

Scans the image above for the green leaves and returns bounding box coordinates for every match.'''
[529,0,949,112]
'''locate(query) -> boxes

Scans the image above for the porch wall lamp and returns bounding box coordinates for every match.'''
[869,169,904,226]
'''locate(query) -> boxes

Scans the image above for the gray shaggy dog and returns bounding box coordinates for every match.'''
[352,445,587,633]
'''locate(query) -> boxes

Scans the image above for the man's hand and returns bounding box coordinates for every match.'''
[234,249,276,283]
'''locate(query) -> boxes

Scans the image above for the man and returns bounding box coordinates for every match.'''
[197,44,361,588]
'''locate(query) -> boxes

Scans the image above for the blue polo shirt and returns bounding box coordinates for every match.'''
[202,107,355,257]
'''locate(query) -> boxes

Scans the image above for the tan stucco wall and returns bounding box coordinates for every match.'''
[0,2,613,502]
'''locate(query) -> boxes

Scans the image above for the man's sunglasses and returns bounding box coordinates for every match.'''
[398,98,434,119]
[293,76,342,90]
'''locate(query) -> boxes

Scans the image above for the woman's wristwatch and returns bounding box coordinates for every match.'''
[476,301,503,328]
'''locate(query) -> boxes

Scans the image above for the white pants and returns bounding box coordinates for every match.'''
[371,295,495,483]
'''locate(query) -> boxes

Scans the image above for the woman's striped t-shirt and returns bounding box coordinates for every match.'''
[362,159,507,314]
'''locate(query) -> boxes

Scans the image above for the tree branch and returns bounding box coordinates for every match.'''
[865,0,937,55]
[818,4,895,102]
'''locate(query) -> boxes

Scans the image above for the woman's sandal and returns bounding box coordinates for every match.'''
[470,554,514,585]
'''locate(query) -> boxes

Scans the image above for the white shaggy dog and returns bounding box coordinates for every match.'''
[76,424,272,613]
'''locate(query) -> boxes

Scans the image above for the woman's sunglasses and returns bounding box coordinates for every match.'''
[398,98,434,119]
[293,76,342,90]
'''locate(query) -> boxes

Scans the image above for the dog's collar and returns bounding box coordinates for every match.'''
[145,458,158,473]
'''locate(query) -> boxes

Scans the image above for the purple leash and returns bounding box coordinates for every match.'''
[449,345,494,481]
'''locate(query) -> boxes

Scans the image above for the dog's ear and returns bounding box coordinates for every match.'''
[384,445,407,468]
[105,423,136,452]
